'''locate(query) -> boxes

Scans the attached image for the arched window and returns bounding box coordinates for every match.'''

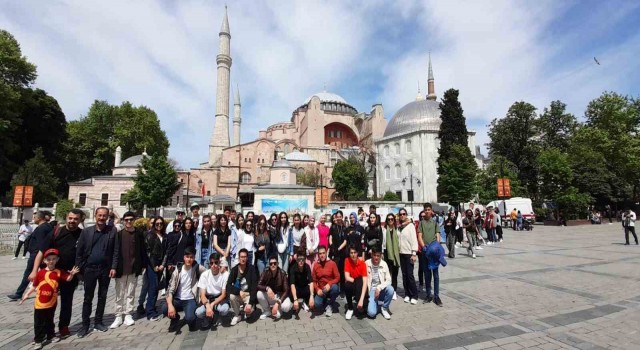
[297,167,305,175]
[384,166,390,180]
[395,164,401,178]
[406,162,413,176]
[284,144,290,154]
[384,145,389,157]
[405,140,412,153]
[240,172,251,184]
[394,143,400,155]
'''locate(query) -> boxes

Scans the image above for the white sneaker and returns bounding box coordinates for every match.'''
[109,316,123,329]
[302,301,310,312]
[472,253,476,259]
[381,307,391,320]
[404,296,410,303]
[230,315,241,326]
[345,309,353,320]
[124,315,135,326]
[22,256,26,259]
[455,242,460,247]
[274,310,281,319]
[12,257,17,260]
[499,239,503,242]
[410,298,418,305]
[392,292,397,300]
[160,289,166,296]
[259,311,270,320]
[477,246,483,250]
[325,305,333,317]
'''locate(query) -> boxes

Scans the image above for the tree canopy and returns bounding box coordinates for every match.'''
[332,157,368,200]
[124,155,180,211]
[7,148,59,205]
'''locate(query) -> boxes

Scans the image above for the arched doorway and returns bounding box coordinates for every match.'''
[324,122,358,149]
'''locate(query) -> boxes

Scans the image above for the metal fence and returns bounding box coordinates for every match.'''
[0,223,20,254]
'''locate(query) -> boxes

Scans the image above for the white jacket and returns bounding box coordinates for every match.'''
[365,259,392,292]
[398,222,418,255]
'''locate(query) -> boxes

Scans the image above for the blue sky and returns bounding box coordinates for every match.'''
[2,0,639,168]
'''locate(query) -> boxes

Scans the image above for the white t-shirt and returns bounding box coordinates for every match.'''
[628,211,636,227]
[197,270,229,296]
[18,224,32,242]
[241,231,254,252]
[178,268,194,300]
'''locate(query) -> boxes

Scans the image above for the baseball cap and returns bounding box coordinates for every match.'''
[44,248,60,258]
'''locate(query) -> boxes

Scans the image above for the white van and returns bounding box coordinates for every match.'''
[491,197,535,224]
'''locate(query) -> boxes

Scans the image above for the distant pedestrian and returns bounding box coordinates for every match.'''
[622,209,638,245]
[14,220,32,260]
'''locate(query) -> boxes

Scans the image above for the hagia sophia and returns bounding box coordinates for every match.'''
[68,7,487,215]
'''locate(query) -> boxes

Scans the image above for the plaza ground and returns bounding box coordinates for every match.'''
[1,224,639,350]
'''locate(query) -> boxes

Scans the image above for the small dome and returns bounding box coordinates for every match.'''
[285,151,314,162]
[384,99,441,138]
[272,159,294,168]
[118,154,145,167]
[304,91,347,104]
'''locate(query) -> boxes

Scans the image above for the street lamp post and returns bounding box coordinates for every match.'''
[185,171,191,209]
[402,174,421,217]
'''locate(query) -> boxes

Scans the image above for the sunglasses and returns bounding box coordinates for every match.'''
[124,218,134,222]
[210,261,220,266]
[296,257,305,262]
[269,262,278,266]
[399,213,407,216]
[155,223,163,226]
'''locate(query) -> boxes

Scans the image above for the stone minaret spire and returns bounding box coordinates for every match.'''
[208,5,232,166]
[232,85,241,146]
[426,52,436,101]
[416,79,424,101]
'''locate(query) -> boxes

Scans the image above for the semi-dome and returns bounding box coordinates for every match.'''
[285,151,314,162]
[118,154,145,167]
[383,99,441,138]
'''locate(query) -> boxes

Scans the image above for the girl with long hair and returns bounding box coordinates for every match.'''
[254,215,271,274]
[213,214,231,265]
[364,212,383,260]
[382,213,400,300]
[305,216,319,266]
[288,213,306,265]
[275,212,290,271]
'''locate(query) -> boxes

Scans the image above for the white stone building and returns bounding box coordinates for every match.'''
[375,57,483,203]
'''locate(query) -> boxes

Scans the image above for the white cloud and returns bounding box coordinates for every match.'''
[1,0,638,167]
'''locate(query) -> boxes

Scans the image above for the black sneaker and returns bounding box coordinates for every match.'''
[424,296,433,304]
[94,323,108,332]
[7,294,20,301]
[168,315,181,332]
[136,304,146,315]
[434,297,443,307]
[200,318,211,330]
[77,327,90,338]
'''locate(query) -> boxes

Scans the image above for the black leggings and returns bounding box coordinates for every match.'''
[385,258,399,291]
[496,226,504,240]
[14,241,26,257]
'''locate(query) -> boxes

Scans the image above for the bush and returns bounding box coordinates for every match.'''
[134,217,150,231]
[556,187,592,220]
[55,199,75,221]
[534,207,549,222]
[383,191,400,201]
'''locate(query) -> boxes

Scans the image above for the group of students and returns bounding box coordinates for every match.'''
[10,202,457,349]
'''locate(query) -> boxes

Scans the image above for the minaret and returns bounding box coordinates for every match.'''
[232,85,241,146]
[416,79,424,101]
[208,6,232,166]
[426,53,436,101]
[114,146,122,167]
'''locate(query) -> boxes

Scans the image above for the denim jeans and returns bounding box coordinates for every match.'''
[58,277,78,329]
[145,264,160,319]
[195,301,230,318]
[162,298,197,325]
[277,252,289,273]
[256,256,267,275]
[313,284,339,311]
[422,255,439,298]
[15,254,35,296]
[367,285,394,317]
[138,273,148,307]
[81,266,111,328]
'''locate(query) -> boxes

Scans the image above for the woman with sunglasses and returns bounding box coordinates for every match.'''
[254,215,271,274]
[213,214,231,266]
[144,216,167,320]
[275,212,291,272]
[196,215,214,268]
[267,213,279,258]
[397,209,418,304]
[382,213,400,300]
[238,219,255,267]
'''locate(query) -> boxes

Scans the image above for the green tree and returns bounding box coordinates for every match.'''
[537,148,573,201]
[125,155,180,211]
[488,101,539,197]
[476,155,525,204]
[437,144,478,205]
[437,89,468,149]
[64,100,170,182]
[567,127,616,204]
[332,157,368,200]
[0,29,38,196]
[7,148,59,205]
[383,191,400,201]
[556,187,592,220]
[55,199,75,220]
[536,100,577,152]
[296,170,320,187]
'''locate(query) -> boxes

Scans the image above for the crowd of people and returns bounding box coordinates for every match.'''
[8,202,514,349]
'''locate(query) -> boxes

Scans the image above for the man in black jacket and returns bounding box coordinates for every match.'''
[227,248,257,326]
[110,211,148,329]
[26,209,83,339]
[75,207,119,337]
[7,211,52,301]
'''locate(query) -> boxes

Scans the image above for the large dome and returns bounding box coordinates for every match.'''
[304,91,347,104]
[383,99,441,138]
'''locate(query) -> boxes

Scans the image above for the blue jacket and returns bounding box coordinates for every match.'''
[423,241,447,270]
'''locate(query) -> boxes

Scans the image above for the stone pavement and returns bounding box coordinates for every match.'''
[1,224,639,350]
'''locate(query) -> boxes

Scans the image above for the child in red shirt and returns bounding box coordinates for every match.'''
[20,248,79,349]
